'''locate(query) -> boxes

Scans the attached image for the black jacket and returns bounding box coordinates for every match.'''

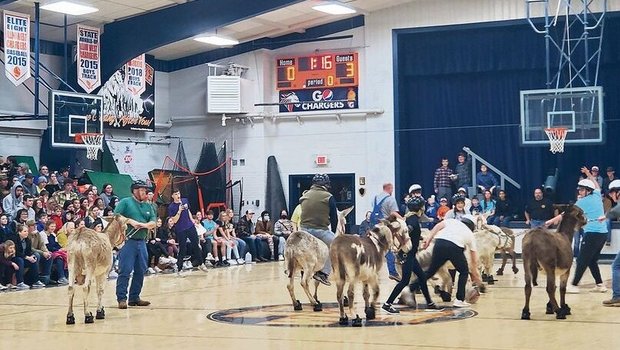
[8,233,34,258]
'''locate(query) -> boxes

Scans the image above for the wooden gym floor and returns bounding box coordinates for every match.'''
[0,261,618,350]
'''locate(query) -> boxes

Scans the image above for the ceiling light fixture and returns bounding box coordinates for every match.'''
[312,2,356,15]
[40,1,99,16]
[194,35,239,46]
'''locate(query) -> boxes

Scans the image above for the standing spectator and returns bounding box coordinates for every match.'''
[274,209,295,259]
[299,174,338,285]
[433,157,453,204]
[3,183,24,220]
[99,183,115,208]
[524,188,555,228]
[45,173,61,196]
[237,210,261,262]
[371,183,403,282]
[591,166,603,189]
[453,151,472,196]
[476,164,499,195]
[115,181,157,309]
[168,188,207,275]
[358,211,372,236]
[254,211,275,260]
[601,179,620,306]
[491,190,512,227]
[603,167,616,195]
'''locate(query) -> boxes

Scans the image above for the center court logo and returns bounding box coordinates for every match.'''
[207,302,477,328]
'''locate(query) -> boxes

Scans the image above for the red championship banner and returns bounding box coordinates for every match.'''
[145,63,154,85]
[125,54,146,96]
[76,24,101,93]
[3,10,31,86]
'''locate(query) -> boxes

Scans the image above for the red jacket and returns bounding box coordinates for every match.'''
[50,214,63,232]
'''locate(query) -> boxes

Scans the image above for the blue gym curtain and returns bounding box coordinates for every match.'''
[395,14,620,208]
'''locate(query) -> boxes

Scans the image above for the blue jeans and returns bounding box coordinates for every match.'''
[573,229,584,258]
[116,239,148,302]
[34,252,53,284]
[386,251,397,276]
[606,219,612,243]
[490,216,511,227]
[530,220,546,229]
[301,227,334,275]
[235,238,247,256]
[13,256,39,285]
[612,251,620,299]
[241,235,259,261]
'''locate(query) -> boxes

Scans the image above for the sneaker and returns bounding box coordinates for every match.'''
[381,303,400,314]
[16,282,30,290]
[228,259,237,266]
[57,278,69,285]
[31,281,45,289]
[183,261,192,270]
[566,284,580,294]
[222,260,230,267]
[389,273,402,282]
[278,254,285,261]
[0,284,7,291]
[108,270,119,279]
[198,264,209,272]
[147,267,156,274]
[425,302,439,310]
[154,266,163,273]
[313,272,331,286]
[590,284,608,293]
[206,253,215,260]
[205,260,214,268]
[236,258,245,265]
[602,298,620,307]
[453,300,471,308]
[176,270,187,278]
[8,284,17,290]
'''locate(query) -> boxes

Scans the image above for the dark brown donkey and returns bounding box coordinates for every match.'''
[521,205,586,320]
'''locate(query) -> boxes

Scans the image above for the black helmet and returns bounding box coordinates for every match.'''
[452,194,466,204]
[312,174,330,187]
[406,196,425,212]
[130,180,149,191]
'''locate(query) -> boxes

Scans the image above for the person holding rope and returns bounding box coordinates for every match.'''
[116,181,157,309]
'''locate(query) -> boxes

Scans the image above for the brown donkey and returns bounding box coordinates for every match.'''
[66,215,127,324]
[521,205,586,320]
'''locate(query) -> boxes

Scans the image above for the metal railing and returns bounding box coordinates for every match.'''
[462,146,521,192]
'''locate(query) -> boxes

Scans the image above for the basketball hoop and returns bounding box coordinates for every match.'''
[75,133,103,160]
[544,128,568,154]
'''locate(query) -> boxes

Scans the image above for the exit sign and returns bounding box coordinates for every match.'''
[315,155,328,165]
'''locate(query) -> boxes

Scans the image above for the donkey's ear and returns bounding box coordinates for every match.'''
[340,206,354,218]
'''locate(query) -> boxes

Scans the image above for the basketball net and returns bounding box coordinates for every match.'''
[77,133,104,160]
[544,128,567,154]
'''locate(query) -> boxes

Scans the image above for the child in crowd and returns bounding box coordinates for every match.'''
[470,197,483,215]
[436,197,450,221]
[201,210,220,265]
[0,240,18,290]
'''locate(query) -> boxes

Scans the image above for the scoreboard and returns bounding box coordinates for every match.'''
[276,52,358,90]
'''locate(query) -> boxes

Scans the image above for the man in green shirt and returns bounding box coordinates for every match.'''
[115,181,157,309]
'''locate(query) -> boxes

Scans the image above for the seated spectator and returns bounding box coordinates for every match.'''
[33,198,45,216]
[358,211,372,236]
[103,196,119,216]
[445,195,467,220]
[456,187,472,213]
[201,210,220,264]
[45,173,61,196]
[19,194,36,221]
[36,212,48,232]
[0,240,19,290]
[476,164,499,194]
[10,209,29,233]
[236,210,260,262]
[49,206,63,232]
[63,210,75,224]
[223,209,246,260]
[490,190,512,227]
[38,165,50,180]
[52,180,79,208]
[425,196,439,222]
[290,204,302,231]
[77,198,89,220]
[9,223,45,289]
[35,176,47,196]
[274,209,295,259]
[21,174,37,196]
[436,197,450,221]
[524,188,555,228]
[147,217,176,274]
[43,221,68,285]
[255,211,275,260]
[84,206,102,228]
[215,212,237,266]
[93,198,105,214]
[470,197,483,215]
[56,221,75,248]
[99,183,115,208]
[0,214,12,243]
[27,220,53,285]
[3,183,24,220]
[481,190,496,220]
[591,166,603,188]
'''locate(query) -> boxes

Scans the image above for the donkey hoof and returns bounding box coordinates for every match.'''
[521,310,531,320]
[351,315,363,327]
[294,300,303,311]
[339,316,349,325]
[545,302,554,314]
[96,308,105,319]
[313,302,323,312]
[66,314,75,325]
[487,276,495,285]
[365,307,376,320]
[561,304,571,315]
[496,269,504,276]
[512,266,519,274]
[343,296,349,307]
[439,291,452,302]
[85,314,94,324]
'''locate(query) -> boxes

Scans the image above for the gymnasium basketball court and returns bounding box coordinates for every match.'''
[0,1,619,349]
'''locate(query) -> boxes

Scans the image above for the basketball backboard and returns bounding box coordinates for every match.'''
[49,90,103,149]
[520,86,604,145]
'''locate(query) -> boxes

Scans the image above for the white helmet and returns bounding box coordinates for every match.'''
[609,179,620,192]
[408,184,422,193]
[577,179,596,191]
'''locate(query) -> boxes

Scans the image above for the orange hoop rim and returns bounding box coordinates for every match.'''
[544,127,568,137]
[74,132,103,144]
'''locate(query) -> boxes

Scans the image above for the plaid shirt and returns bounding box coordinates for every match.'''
[434,167,453,189]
